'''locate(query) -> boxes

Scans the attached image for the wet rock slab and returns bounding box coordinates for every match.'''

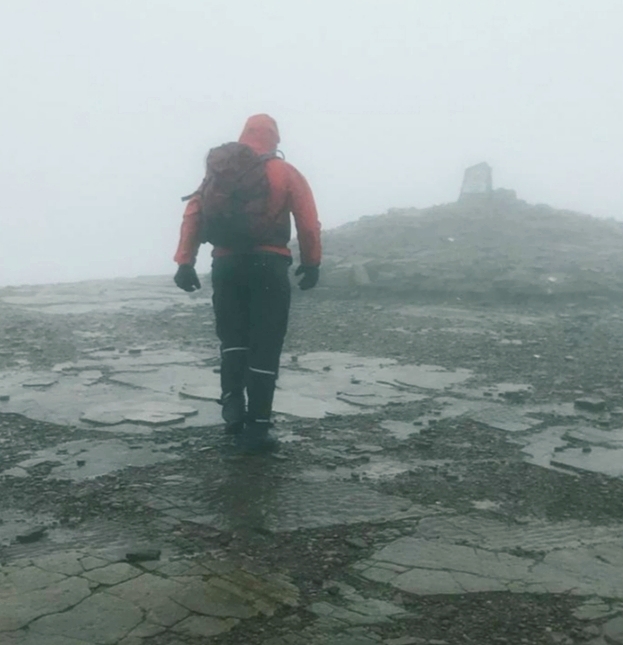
[602,616,623,644]
[29,592,144,644]
[81,401,197,426]
[21,376,58,388]
[0,551,299,644]
[264,481,443,532]
[466,405,541,433]
[0,510,58,547]
[181,352,468,420]
[575,397,607,413]
[0,350,467,428]
[550,446,623,478]
[3,439,180,481]
[355,515,623,597]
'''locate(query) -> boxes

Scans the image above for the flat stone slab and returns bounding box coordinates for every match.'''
[108,365,209,393]
[0,566,66,596]
[22,377,58,388]
[603,616,623,644]
[78,370,103,385]
[82,563,142,586]
[0,510,58,547]
[1,467,29,478]
[124,411,186,426]
[3,635,94,645]
[5,439,179,481]
[520,427,571,469]
[32,552,85,577]
[265,481,441,532]
[171,615,239,637]
[572,598,619,622]
[310,595,408,627]
[467,405,540,433]
[416,515,623,552]
[551,446,623,478]
[0,577,91,632]
[386,364,473,390]
[30,591,143,644]
[564,426,623,447]
[82,401,197,426]
[0,554,299,643]
[173,578,259,619]
[179,384,222,402]
[380,420,421,440]
[106,573,191,627]
[355,516,623,597]
[575,398,607,412]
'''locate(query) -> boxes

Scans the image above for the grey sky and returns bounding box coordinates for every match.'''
[1,0,621,286]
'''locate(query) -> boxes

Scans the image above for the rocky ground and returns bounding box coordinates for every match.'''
[319,192,623,300]
[1,275,623,645]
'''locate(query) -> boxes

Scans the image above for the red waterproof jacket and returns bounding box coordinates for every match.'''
[174,114,322,267]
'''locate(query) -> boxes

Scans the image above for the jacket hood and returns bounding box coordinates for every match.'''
[239,114,280,155]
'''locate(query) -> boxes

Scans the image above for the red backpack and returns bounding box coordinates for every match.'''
[183,142,275,250]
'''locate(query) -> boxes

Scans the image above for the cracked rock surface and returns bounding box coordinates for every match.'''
[2,277,623,643]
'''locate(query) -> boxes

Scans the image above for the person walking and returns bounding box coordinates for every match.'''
[173,114,321,454]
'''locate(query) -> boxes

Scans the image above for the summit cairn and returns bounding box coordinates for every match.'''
[460,162,492,199]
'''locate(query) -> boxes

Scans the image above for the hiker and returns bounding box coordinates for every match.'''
[173,114,322,454]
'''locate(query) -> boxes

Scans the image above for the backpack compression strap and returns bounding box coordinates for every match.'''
[180,150,282,201]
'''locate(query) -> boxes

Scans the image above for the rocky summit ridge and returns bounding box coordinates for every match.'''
[319,169,623,300]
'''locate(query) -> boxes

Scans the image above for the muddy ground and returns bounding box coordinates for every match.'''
[1,277,623,645]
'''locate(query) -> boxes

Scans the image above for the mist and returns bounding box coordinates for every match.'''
[0,0,621,287]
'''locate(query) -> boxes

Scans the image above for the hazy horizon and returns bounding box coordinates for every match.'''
[1,0,622,287]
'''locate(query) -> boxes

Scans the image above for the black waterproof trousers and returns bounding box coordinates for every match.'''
[211,253,291,423]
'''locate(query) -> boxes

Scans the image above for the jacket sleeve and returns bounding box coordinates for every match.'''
[173,196,202,266]
[288,167,322,266]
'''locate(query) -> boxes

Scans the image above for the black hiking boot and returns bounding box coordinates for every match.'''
[220,391,245,434]
[233,421,280,455]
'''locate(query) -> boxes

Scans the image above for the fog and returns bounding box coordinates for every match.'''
[0,0,621,287]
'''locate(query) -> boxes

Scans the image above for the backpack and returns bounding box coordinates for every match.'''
[182,142,275,249]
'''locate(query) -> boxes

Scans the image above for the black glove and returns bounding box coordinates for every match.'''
[174,264,201,292]
[295,265,319,291]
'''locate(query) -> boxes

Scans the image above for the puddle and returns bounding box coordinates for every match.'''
[4,439,180,481]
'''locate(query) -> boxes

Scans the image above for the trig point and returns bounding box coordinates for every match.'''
[460,162,493,199]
